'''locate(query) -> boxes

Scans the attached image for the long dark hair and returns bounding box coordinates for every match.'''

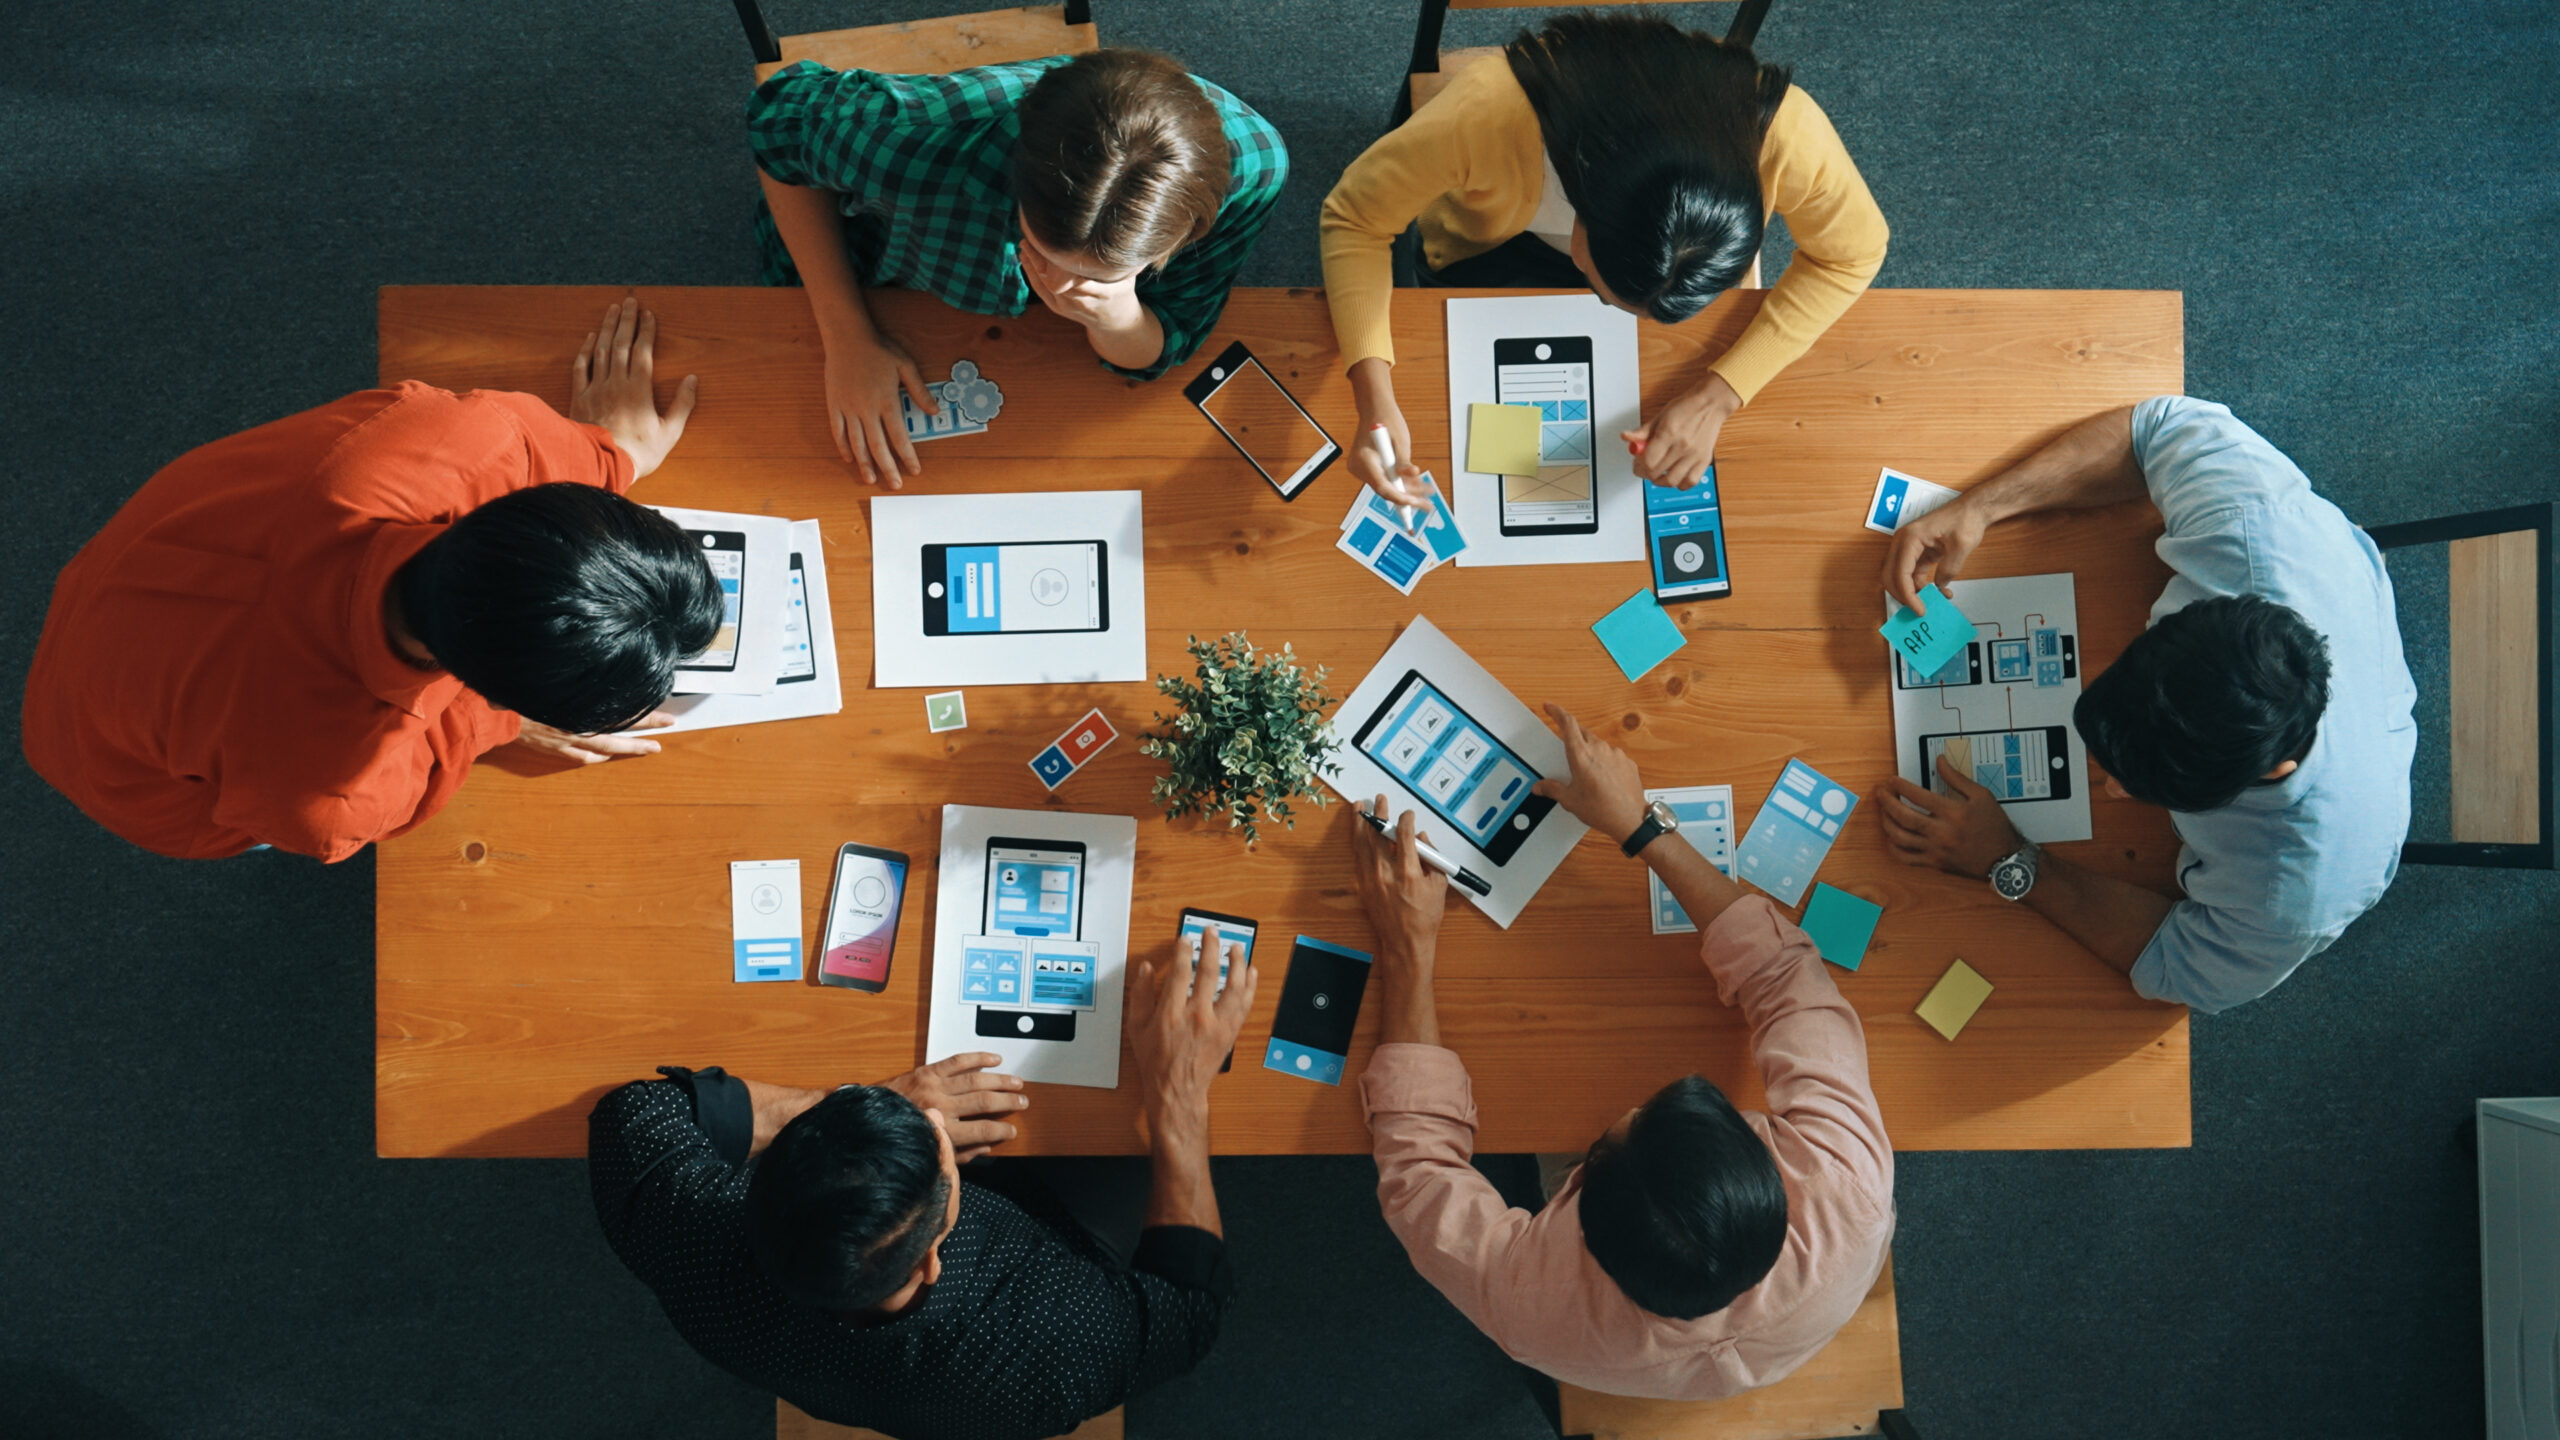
[1506,12,1791,322]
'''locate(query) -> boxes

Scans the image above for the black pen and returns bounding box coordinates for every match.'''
[1356,809,1494,897]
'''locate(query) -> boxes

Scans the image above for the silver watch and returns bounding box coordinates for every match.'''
[1989,842,2040,902]
[1620,798,1681,858]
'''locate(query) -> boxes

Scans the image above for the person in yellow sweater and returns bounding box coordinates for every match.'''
[1321,14,1889,503]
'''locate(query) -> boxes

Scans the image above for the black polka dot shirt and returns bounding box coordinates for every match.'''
[589,1075,1230,1440]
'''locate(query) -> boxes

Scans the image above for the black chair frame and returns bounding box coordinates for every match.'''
[1399,0,1773,126]
[730,0,1094,65]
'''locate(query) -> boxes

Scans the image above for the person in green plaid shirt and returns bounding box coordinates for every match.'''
[748,49,1288,486]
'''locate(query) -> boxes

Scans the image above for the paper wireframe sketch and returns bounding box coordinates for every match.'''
[1885,572,2093,843]
[646,520,844,733]
[1443,294,1645,568]
[654,506,794,695]
[925,805,1136,1089]
[870,491,1147,688]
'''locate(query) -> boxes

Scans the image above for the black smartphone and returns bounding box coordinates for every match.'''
[816,842,909,993]
[1492,336,1598,537]
[920,541,1109,637]
[1184,341,1340,500]
[1644,463,1732,602]
[1262,937,1372,1086]
[1920,725,2076,803]
[676,528,748,673]
[1179,907,1258,1072]
[1350,670,1555,866]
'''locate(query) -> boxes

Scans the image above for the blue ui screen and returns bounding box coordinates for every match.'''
[985,845,1083,939]
[1359,678,1538,848]
[1644,465,1730,598]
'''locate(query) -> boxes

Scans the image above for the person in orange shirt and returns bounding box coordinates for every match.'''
[23,298,716,862]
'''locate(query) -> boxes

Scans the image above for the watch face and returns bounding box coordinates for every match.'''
[1992,858,2031,900]
[1649,799,1679,831]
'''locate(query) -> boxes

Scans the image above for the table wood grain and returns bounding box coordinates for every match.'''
[376,284,2190,1157]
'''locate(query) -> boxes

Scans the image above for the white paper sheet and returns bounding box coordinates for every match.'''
[926,805,1136,1089]
[654,506,794,695]
[1443,294,1646,568]
[1319,617,1590,928]
[1886,572,2094,844]
[645,520,843,733]
[870,492,1148,688]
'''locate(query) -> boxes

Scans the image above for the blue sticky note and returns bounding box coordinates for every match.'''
[1029,745,1075,789]
[1799,883,1883,971]
[1880,584,1973,680]
[1592,590,1688,683]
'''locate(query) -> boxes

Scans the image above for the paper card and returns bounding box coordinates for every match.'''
[1031,708,1118,789]
[1444,295,1646,568]
[654,507,795,696]
[729,859,802,982]
[645,520,845,732]
[1880,584,1975,681]
[1336,507,1439,594]
[1592,590,1688,683]
[927,806,1136,1088]
[1467,402,1543,476]
[1645,784,1736,935]
[1864,467,1960,534]
[925,691,968,732]
[1342,473,1468,564]
[870,491,1147,688]
[1799,883,1883,971]
[900,359,1005,443]
[1733,759,1858,907]
[956,934,1028,1005]
[1028,938,1101,1010]
[1917,959,1993,1040]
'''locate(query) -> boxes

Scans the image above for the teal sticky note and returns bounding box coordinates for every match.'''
[1880,584,1973,679]
[1799,883,1883,970]
[1592,590,1687,682]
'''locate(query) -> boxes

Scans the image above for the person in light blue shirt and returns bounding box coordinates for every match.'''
[1870,396,2417,1013]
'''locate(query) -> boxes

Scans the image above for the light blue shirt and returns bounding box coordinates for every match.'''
[2123,397,2417,1013]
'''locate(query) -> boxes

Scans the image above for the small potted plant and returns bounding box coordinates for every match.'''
[1142,632,1341,845]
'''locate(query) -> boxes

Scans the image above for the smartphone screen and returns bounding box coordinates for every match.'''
[922,542,1107,636]
[1493,337,1597,537]
[1645,463,1731,601]
[778,552,816,684]
[1263,936,1372,1086]
[983,838,1085,939]
[1181,908,1258,1073]
[1351,671,1554,864]
[1184,341,1339,499]
[678,529,748,672]
[1896,641,1981,690]
[1922,725,2075,802]
[818,844,908,991]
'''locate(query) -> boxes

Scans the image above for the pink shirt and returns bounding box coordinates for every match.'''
[1357,896,1894,1400]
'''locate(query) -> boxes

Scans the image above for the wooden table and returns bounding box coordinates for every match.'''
[376,284,2190,1158]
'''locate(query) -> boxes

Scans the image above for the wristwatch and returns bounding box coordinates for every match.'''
[1989,841,2041,902]
[1620,799,1681,858]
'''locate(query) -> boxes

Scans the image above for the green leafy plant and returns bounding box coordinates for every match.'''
[1142,632,1341,845]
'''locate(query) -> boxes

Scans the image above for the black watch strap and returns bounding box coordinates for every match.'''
[1620,813,1669,858]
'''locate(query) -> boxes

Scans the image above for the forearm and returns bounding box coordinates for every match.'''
[1642,832,1746,933]
[742,1077,830,1156]
[1143,1112,1222,1236]
[1378,941,1440,1048]
[2021,849,2176,974]
[1084,305,1167,372]
[1965,406,2147,524]
[758,169,875,343]
[1349,356,1398,425]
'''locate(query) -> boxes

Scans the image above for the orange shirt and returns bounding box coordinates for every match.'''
[22,382,633,861]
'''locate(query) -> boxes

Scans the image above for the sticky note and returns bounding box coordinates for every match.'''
[925,691,968,732]
[1916,959,1992,1040]
[1592,590,1688,683]
[1880,584,1974,680]
[1799,884,1882,970]
[1467,402,1543,476]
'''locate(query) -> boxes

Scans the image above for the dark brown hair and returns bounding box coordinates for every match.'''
[1011,49,1230,270]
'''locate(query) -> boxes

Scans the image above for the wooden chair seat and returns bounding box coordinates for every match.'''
[779,1399,1123,1439]
[754,4,1099,83]
[1558,1256,1902,1440]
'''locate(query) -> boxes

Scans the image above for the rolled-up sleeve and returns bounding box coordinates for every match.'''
[1696,898,1892,1200]
[1112,1225,1236,1393]
[2129,901,2327,1015]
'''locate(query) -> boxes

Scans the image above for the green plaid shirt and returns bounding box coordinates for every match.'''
[747,57,1287,381]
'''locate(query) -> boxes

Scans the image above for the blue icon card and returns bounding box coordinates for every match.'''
[1733,758,1859,907]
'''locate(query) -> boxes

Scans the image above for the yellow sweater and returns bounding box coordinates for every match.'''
[1319,59,1889,404]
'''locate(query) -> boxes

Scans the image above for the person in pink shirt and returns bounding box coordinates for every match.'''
[1351,704,1895,1401]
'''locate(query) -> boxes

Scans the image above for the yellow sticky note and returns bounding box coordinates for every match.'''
[1916,959,1993,1040]
[1468,403,1543,476]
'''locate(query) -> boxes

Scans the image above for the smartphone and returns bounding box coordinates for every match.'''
[1493,336,1597,537]
[983,837,1085,939]
[1351,670,1555,865]
[778,552,816,684]
[2031,626,2078,687]
[1263,936,1373,1086]
[1179,907,1258,1072]
[677,529,748,672]
[817,842,909,992]
[1645,463,1732,602]
[1895,641,1982,690]
[1986,636,2034,683]
[1921,725,2076,803]
[1184,341,1339,500]
[921,542,1109,636]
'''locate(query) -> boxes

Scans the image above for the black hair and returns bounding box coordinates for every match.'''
[1577,1074,1789,1320]
[395,484,722,734]
[745,1086,952,1313]
[1506,12,1791,323]
[2075,593,2332,813]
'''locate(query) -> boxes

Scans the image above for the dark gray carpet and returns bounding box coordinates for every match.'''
[2,1,2555,1437]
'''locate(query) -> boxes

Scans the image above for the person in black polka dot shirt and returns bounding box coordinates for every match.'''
[589,928,1260,1440]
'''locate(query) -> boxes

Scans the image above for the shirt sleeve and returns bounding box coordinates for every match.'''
[1111,1226,1236,1393]
[1357,1042,1541,1342]
[1709,87,1891,405]
[588,1076,741,1282]
[475,391,634,495]
[2129,899,2327,1015]
[745,61,901,193]
[2133,395,2315,536]
[1696,897,1893,1201]
[1122,109,1288,380]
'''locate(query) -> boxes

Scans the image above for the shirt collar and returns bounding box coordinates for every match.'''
[349,521,465,719]
[2221,721,2327,813]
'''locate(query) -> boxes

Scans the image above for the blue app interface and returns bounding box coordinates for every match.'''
[1178,916,1256,996]
[938,543,1102,635]
[1645,466,1729,596]
[986,846,1082,938]
[1361,679,1537,848]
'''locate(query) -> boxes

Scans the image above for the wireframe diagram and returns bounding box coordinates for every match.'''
[1887,572,2094,843]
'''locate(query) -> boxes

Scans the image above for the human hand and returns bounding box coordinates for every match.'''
[819,322,931,488]
[1350,798,1447,965]
[1347,359,1431,508]
[1879,496,1992,613]
[1020,240,1148,335]
[882,1052,1029,1162]
[1874,758,2024,878]
[1621,372,1739,490]
[515,711,673,765]
[1529,703,1649,844]
[568,297,699,481]
[1127,924,1259,1147]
